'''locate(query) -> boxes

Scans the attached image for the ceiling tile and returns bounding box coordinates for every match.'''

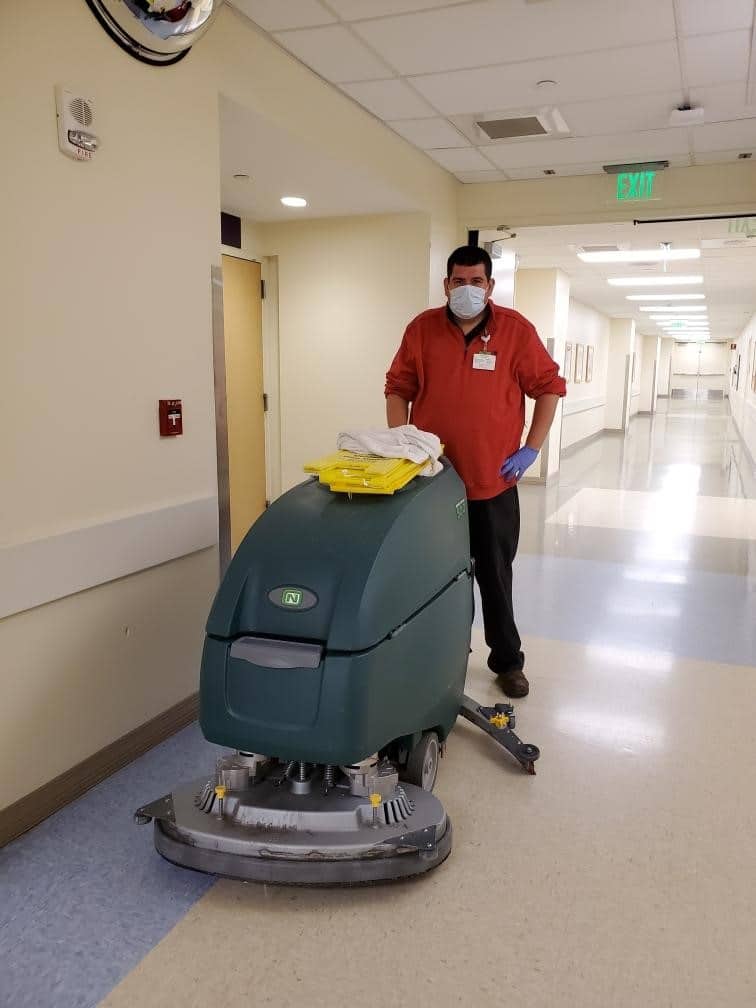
[677,0,754,36]
[688,83,756,121]
[483,129,691,171]
[328,0,463,17]
[351,0,676,77]
[691,119,756,152]
[230,0,335,31]
[684,30,752,88]
[387,117,469,148]
[272,25,392,82]
[340,79,437,119]
[424,147,496,171]
[561,91,685,135]
[410,43,682,115]
[693,148,754,164]
[454,169,509,183]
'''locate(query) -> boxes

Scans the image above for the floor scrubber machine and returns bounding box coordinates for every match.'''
[136,460,539,885]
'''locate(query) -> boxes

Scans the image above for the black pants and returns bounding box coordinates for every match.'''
[467,485,525,675]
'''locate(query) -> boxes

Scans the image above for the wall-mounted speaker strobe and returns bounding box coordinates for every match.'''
[56,87,99,161]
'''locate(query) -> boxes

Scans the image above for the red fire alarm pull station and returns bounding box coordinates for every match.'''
[159,399,183,436]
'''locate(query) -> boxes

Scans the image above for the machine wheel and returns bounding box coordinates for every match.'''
[403,731,439,791]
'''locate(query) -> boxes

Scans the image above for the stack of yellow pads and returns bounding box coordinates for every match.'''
[303,450,429,494]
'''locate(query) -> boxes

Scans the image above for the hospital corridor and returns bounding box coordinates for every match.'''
[2,2,756,1007]
[3,399,755,1008]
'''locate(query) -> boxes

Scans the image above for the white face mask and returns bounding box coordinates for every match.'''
[449,284,488,320]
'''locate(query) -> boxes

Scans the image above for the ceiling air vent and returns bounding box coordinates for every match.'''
[450,106,570,146]
[476,116,547,140]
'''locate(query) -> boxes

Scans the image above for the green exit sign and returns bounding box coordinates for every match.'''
[616,171,656,201]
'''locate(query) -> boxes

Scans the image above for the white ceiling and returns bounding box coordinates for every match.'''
[230,0,756,182]
[478,217,756,341]
[220,96,417,221]
[221,1,756,340]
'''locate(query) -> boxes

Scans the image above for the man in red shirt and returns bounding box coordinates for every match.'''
[385,246,566,698]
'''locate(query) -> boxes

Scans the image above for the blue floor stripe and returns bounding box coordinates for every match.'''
[3,555,753,1008]
[472,553,756,668]
[0,724,223,1008]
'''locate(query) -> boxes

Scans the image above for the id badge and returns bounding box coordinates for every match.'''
[472,352,496,371]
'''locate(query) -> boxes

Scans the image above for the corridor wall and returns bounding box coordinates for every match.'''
[258,212,433,492]
[561,299,610,450]
[0,1,457,822]
[730,314,756,461]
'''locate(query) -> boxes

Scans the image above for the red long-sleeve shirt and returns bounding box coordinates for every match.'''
[385,303,566,500]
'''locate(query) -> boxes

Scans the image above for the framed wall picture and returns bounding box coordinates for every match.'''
[751,341,756,394]
[574,343,585,384]
[585,345,594,383]
[564,342,573,382]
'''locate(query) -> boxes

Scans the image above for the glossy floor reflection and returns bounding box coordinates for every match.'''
[99,634,756,1008]
[2,400,754,1008]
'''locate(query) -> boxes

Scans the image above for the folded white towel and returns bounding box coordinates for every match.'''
[336,425,443,476]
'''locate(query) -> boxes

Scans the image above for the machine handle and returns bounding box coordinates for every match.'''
[229,636,323,669]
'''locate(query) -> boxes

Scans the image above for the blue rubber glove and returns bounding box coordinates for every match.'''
[500,445,538,481]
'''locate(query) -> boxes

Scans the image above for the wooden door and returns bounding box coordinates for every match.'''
[221,255,266,554]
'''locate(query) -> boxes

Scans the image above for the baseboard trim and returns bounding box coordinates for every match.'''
[560,427,619,456]
[0,692,199,848]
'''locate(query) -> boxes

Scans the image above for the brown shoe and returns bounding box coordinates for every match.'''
[497,669,529,698]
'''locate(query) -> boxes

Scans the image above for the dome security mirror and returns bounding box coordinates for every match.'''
[85,0,223,66]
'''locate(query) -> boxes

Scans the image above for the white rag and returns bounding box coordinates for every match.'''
[336,425,443,476]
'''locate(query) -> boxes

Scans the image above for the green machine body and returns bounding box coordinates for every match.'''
[200,461,473,766]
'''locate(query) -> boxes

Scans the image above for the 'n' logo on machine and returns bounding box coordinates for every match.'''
[281,588,303,607]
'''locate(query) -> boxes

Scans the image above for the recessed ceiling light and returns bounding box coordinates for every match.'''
[544,169,556,175]
[608,275,703,286]
[626,293,706,301]
[233,173,250,180]
[536,79,557,89]
[640,305,707,312]
[578,248,700,263]
[738,152,752,159]
[281,196,307,208]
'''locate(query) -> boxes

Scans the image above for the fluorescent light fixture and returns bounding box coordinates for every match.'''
[578,248,700,263]
[280,196,307,207]
[650,314,708,319]
[608,275,703,286]
[626,293,705,301]
[659,326,710,332]
[641,302,709,310]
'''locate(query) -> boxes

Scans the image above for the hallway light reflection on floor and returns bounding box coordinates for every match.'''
[623,569,688,585]
[606,597,682,619]
[585,642,675,677]
[647,464,702,531]
[633,539,691,567]
[555,707,666,751]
